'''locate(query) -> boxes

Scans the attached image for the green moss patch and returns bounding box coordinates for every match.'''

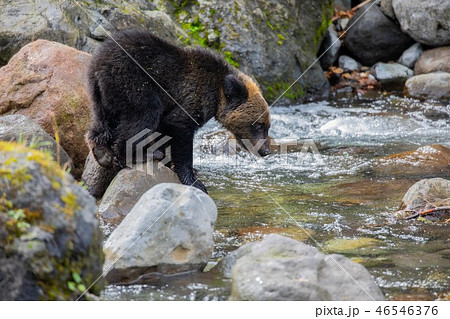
[262,80,305,103]
[181,16,208,47]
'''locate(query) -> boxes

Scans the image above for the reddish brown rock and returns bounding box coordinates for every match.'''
[414,47,450,75]
[404,72,450,101]
[375,144,450,177]
[390,288,435,301]
[0,40,92,177]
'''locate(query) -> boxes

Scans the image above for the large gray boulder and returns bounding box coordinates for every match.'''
[344,1,414,66]
[103,183,218,284]
[0,0,79,66]
[371,62,413,91]
[227,234,384,300]
[0,0,187,66]
[155,0,334,103]
[0,142,104,300]
[0,114,72,168]
[414,47,450,75]
[392,0,450,47]
[404,72,450,101]
[98,166,180,227]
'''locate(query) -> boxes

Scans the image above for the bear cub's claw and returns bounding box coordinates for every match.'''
[191,178,208,194]
[187,174,208,194]
[177,168,208,193]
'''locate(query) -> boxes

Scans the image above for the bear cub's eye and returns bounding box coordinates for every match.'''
[251,123,265,132]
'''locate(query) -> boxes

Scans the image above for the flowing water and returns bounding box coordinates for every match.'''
[103,96,450,301]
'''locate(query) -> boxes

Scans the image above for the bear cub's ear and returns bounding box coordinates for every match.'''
[223,74,248,111]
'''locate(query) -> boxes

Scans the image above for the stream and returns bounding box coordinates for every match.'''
[103,95,450,301]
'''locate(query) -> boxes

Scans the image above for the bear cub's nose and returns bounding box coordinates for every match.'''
[259,148,271,157]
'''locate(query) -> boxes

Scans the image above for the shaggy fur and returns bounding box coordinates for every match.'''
[87,30,270,193]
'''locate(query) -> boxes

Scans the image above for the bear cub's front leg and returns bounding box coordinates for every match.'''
[170,133,207,193]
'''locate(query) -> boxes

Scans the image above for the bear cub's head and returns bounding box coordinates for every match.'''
[217,72,271,157]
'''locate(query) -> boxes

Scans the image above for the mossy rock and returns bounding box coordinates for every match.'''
[0,114,73,169]
[0,142,104,300]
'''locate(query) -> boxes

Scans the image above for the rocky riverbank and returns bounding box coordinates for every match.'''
[1,0,449,104]
[0,0,335,105]
[0,0,449,301]
[320,0,450,100]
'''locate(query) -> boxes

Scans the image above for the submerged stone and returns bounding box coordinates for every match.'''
[323,237,382,255]
[396,178,450,222]
[375,144,450,177]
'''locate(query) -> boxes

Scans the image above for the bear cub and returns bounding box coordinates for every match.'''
[86,30,271,193]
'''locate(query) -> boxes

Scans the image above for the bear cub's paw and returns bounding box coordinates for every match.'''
[93,145,122,168]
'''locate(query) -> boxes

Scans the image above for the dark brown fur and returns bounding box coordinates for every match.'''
[86,30,270,193]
